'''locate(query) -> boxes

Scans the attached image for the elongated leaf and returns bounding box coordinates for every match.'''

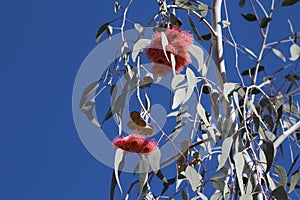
[181,190,188,200]
[239,0,246,7]
[114,2,120,14]
[183,68,196,104]
[132,39,151,62]
[272,185,288,200]
[261,139,274,174]
[80,81,100,109]
[175,0,200,11]
[244,47,257,58]
[234,152,245,195]
[241,65,265,76]
[223,82,239,102]
[197,103,209,126]
[217,136,233,170]
[260,17,272,28]
[134,23,144,33]
[161,32,169,63]
[170,13,182,27]
[282,0,300,6]
[148,149,161,173]
[242,13,257,21]
[198,3,208,17]
[138,155,149,196]
[222,20,231,28]
[272,48,286,62]
[171,74,185,90]
[240,194,253,200]
[96,23,110,43]
[288,171,300,193]
[172,88,186,109]
[275,165,287,188]
[189,44,204,72]
[188,15,203,41]
[185,165,202,191]
[289,43,300,61]
[287,153,300,175]
[114,149,124,194]
[81,99,101,128]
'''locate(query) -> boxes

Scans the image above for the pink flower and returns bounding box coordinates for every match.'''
[112,134,158,154]
[146,26,193,76]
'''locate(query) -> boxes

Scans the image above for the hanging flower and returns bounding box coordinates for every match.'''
[146,26,193,76]
[112,134,158,154]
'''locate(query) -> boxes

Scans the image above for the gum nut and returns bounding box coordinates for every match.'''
[202,84,212,94]
[192,152,200,159]
[134,119,146,127]
[130,111,140,121]
[143,76,153,84]
[142,125,154,136]
[127,121,136,130]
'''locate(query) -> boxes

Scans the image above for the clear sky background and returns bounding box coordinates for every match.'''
[0,1,299,200]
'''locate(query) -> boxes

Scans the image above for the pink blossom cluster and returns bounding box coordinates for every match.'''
[146,26,193,76]
[112,134,158,154]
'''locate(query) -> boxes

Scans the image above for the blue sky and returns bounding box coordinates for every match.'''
[0,1,299,200]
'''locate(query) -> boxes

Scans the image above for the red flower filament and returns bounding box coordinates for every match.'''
[146,26,193,76]
[112,134,158,154]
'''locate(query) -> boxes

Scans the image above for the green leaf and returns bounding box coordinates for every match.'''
[260,17,272,28]
[234,152,245,195]
[96,22,110,43]
[223,82,239,102]
[289,43,300,61]
[138,155,149,196]
[261,140,274,174]
[80,81,100,109]
[171,74,185,90]
[240,194,253,200]
[148,149,161,174]
[217,136,233,170]
[132,39,151,62]
[80,81,101,128]
[189,44,204,72]
[172,88,186,109]
[81,99,101,128]
[287,19,295,33]
[114,149,125,194]
[272,48,286,62]
[287,153,300,175]
[188,15,204,41]
[244,47,257,58]
[134,23,144,33]
[175,0,200,11]
[201,33,211,41]
[181,190,188,200]
[282,0,300,6]
[272,185,288,200]
[155,31,168,65]
[288,171,300,193]
[198,3,208,17]
[241,65,264,76]
[197,103,210,126]
[239,0,246,7]
[241,13,257,22]
[170,13,182,27]
[275,165,287,188]
[183,67,196,104]
[114,2,120,14]
[222,20,231,28]
[185,165,202,191]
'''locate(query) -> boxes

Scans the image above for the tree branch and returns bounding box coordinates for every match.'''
[212,0,226,85]
[274,121,300,149]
